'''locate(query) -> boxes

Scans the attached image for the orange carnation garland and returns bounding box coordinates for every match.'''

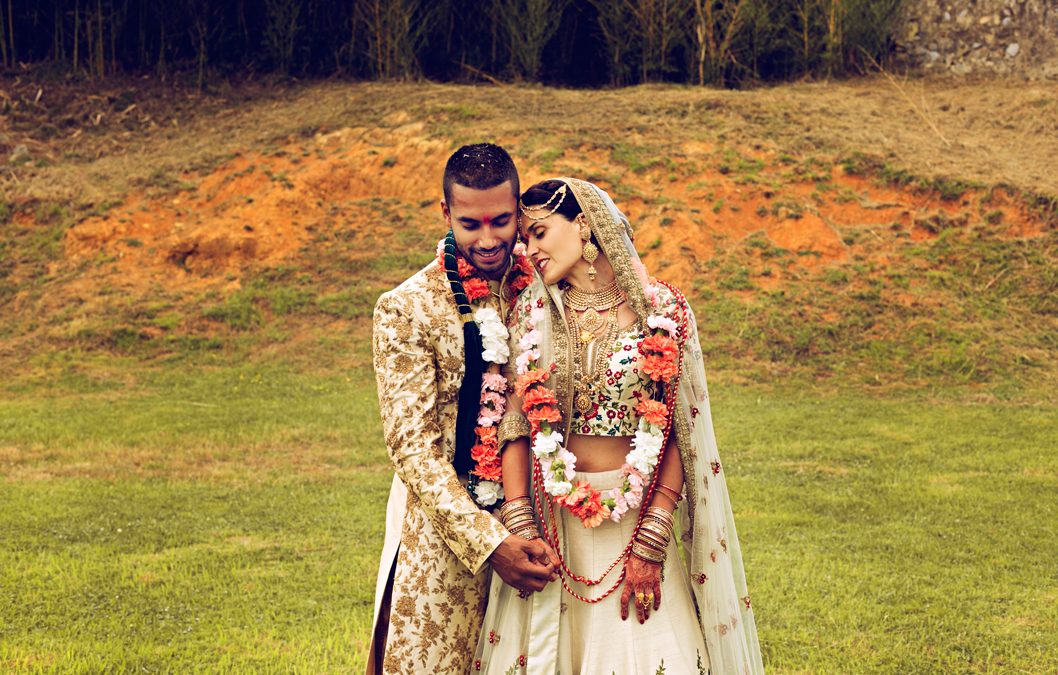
[436,239,534,507]
[513,281,687,528]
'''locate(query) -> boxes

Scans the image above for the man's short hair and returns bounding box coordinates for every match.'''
[442,143,520,204]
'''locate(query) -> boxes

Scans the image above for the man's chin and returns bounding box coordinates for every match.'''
[471,252,511,279]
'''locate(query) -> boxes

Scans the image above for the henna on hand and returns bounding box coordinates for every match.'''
[619,555,663,623]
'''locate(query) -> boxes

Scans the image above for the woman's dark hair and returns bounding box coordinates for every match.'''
[520,179,583,221]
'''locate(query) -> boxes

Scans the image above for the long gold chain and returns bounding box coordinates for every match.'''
[567,304,620,415]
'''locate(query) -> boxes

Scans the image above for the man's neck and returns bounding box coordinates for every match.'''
[476,259,511,283]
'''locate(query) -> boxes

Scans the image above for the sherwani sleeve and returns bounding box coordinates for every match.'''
[372,292,510,574]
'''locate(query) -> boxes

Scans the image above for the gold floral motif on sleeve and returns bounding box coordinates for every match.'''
[373,289,509,574]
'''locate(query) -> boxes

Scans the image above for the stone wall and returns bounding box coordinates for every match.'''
[896,0,1058,78]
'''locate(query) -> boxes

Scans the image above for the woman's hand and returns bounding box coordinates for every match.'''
[619,555,662,623]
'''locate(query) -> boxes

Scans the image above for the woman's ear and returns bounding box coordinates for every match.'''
[575,213,591,242]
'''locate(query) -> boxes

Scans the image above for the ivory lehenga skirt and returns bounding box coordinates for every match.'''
[472,468,710,675]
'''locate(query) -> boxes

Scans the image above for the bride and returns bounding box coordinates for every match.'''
[472,178,764,674]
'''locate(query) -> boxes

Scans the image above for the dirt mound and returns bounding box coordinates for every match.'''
[1,80,1054,389]
[60,124,1047,305]
[62,121,450,295]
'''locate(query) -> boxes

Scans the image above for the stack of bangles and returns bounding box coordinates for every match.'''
[498,496,539,540]
[632,497,679,564]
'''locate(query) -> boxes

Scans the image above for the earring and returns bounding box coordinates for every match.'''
[577,213,599,282]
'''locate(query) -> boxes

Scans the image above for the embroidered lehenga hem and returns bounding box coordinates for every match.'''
[472,469,709,675]
[472,179,764,675]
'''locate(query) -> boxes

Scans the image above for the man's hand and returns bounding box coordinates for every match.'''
[489,535,559,593]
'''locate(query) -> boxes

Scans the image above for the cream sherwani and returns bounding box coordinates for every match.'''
[368,261,510,674]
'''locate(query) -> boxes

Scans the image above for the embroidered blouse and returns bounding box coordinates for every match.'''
[571,322,658,437]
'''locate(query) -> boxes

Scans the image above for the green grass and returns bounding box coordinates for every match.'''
[2,365,1056,672]
[1,365,388,671]
[722,391,1058,672]
[0,478,389,672]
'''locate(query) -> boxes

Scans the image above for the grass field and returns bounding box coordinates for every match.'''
[2,76,1057,672]
[2,363,1056,672]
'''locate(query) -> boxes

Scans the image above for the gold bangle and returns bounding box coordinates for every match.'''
[501,504,533,519]
[498,497,532,523]
[632,542,666,563]
[644,505,674,521]
[635,537,666,553]
[500,496,531,510]
[637,533,670,551]
[642,511,674,530]
[640,521,673,537]
[638,525,672,545]
[506,519,535,530]
[653,491,680,509]
[510,528,537,540]
[503,515,536,531]
[498,414,531,448]
[639,523,670,538]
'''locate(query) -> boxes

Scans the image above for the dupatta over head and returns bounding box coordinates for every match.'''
[492,178,764,674]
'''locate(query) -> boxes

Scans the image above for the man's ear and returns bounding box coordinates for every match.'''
[440,199,451,228]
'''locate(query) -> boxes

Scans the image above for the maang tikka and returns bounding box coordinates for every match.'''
[576,213,599,282]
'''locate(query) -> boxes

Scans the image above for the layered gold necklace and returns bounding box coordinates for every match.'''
[565,280,625,414]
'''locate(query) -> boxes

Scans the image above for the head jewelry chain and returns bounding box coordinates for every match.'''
[519,183,567,221]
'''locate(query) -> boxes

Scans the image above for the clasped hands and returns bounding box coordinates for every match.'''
[492,534,664,623]
[489,534,559,594]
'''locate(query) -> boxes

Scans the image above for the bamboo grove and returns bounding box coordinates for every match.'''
[6,0,903,87]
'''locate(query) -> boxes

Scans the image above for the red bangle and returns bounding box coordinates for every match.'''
[657,483,683,502]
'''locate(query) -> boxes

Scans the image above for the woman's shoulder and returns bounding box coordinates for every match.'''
[645,277,689,316]
[508,277,548,322]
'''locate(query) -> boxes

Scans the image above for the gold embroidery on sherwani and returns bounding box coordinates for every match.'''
[371,261,511,674]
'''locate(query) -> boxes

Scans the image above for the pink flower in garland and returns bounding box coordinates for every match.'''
[481,372,508,394]
[477,392,506,426]
[622,466,647,509]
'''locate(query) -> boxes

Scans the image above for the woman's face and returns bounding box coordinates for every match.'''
[521,212,584,285]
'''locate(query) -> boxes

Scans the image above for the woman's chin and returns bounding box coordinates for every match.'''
[537,260,569,286]
[540,268,562,286]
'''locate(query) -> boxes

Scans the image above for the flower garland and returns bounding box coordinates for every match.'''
[514,282,684,527]
[436,239,535,507]
[467,306,508,506]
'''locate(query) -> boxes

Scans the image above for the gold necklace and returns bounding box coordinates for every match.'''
[567,304,621,415]
[565,280,623,342]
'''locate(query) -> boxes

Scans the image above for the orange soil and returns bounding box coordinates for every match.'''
[59,125,1047,301]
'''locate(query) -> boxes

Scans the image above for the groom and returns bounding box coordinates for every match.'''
[367,143,557,674]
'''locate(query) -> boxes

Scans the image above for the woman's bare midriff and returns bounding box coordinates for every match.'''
[566,433,634,472]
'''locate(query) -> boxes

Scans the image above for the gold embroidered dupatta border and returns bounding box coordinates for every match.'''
[545,177,699,520]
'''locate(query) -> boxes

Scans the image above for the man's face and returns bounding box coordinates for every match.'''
[442,180,518,281]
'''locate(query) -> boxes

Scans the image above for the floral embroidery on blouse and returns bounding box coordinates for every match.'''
[571,324,659,437]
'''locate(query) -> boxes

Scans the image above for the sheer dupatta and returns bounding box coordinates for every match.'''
[484,178,763,674]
